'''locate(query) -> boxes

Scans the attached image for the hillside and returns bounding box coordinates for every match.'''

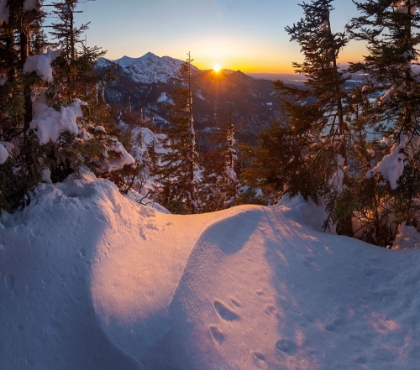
[1,173,420,369]
[96,52,280,143]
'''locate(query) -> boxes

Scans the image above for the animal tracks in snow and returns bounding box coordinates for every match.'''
[275,338,298,354]
[210,299,241,346]
[4,273,14,291]
[214,300,241,321]
[209,325,225,344]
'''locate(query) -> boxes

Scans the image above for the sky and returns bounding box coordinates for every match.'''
[72,0,365,73]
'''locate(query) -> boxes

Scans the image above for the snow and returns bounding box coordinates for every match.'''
[367,135,407,189]
[2,173,420,368]
[95,57,115,70]
[329,154,346,193]
[0,142,9,164]
[41,168,52,184]
[112,52,199,84]
[379,85,397,106]
[103,141,135,173]
[30,99,85,144]
[393,223,420,249]
[156,91,173,105]
[23,48,61,82]
[112,55,138,69]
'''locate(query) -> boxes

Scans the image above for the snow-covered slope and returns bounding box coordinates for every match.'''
[1,174,420,369]
[111,52,199,84]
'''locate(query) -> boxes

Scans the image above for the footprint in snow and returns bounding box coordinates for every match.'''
[209,325,225,344]
[230,298,241,307]
[252,351,266,361]
[214,300,240,321]
[275,339,297,354]
[4,273,14,291]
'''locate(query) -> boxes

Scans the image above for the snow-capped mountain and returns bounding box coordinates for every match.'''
[110,52,199,84]
[96,52,281,144]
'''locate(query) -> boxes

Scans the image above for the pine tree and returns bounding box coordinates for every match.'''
[45,0,131,183]
[243,0,350,231]
[0,0,134,212]
[156,52,201,214]
[346,0,420,245]
[0,0,45,211]
[203,112,240,211]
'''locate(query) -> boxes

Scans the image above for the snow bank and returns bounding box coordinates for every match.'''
[30,99,84,144]
[277,193,330,232]
[393,223,420,249]
[23,48,61,82]
[0,144,8,164]
[2,174,420,369]
[103,141,135,172]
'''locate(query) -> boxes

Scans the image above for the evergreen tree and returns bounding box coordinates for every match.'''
[0,0,45,211]
[0,0,134,212]
[156,52,201,214]
[346,0,420,245]
[243,0,350,231]
[202,112,240,211]
[45,0,130,183]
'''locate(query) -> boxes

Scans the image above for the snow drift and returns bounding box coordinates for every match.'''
[1,174,420,369]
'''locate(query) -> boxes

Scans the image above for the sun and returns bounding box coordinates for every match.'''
[213,64,222,73]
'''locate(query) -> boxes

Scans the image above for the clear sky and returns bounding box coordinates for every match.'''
[73,0,365,73]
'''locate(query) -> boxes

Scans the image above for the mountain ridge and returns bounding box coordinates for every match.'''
[96,52,281,144]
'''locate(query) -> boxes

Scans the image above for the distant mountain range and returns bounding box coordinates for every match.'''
[96,52,282,144]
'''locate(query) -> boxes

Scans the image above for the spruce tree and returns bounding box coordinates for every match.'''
[203,112,240,211]
[346,0,420,245]
[0,0,134,212]
[0,0,45,211]
[157,52,201,214]
[45,0,131,183]
[243,0,350,231]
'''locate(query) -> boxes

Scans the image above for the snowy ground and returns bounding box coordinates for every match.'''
[1,173,420,370]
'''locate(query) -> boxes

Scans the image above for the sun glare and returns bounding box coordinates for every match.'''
[213,64,222,73]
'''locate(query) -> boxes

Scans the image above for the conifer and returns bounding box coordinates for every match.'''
[243,0,350,231]
[0,0,45,211]
[157,52,201,214]
[346,0,420,245]
[203,112,240,211]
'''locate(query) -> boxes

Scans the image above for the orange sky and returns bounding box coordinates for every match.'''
[77,0,364,74]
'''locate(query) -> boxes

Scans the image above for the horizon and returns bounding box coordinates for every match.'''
[73,0,365,74]
[105,51,357,77]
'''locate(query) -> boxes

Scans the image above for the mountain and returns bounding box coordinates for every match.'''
[112,52,200,84]
[96,52,280,144]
